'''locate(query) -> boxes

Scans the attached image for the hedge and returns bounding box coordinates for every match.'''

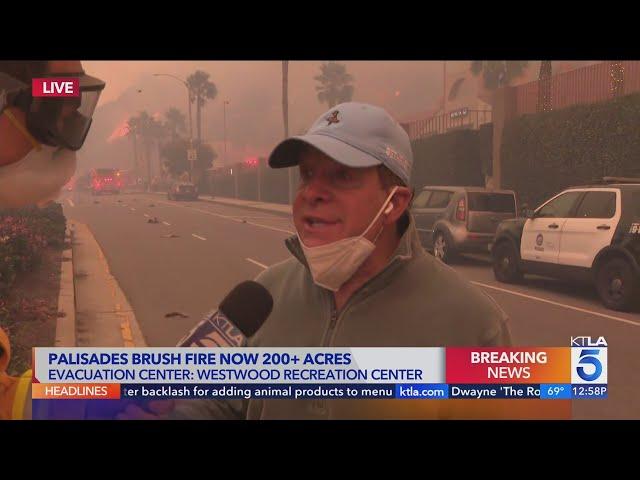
[501,92,640,208]
[0,203,66,296]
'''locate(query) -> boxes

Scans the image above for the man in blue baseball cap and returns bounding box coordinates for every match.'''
[268,102,416,307]
[152,102,513,420]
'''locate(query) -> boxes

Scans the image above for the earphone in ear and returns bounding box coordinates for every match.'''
[384,202,394,214]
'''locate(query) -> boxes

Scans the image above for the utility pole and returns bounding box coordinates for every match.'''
[223,100,235,198]
[283,61,293,204]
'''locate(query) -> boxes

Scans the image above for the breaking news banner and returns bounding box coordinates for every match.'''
[30,338,607,419]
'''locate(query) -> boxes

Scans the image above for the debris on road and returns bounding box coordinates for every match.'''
[165,311,189,318]
[149,204,155,207]
[161,234,180,238]
[147,217,160,224]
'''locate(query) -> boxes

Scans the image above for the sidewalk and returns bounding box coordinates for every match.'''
[58,221,147,347]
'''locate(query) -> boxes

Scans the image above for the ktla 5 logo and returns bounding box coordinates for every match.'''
[32,78,79,97]
[571,336,607,384]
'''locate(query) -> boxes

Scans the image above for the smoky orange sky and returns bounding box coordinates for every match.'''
[79,60,555,172]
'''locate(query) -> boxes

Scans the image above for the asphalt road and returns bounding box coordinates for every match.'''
[62,190,640,419]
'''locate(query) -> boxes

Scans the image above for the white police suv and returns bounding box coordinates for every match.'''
[491,178,640,311]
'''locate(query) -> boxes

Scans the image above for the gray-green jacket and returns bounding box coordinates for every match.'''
[170,217,511,420]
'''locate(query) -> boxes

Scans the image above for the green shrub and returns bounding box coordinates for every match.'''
[501,92,640,207]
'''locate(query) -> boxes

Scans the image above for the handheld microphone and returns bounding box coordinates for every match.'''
[35,281,273,419]
[176,280,273,347]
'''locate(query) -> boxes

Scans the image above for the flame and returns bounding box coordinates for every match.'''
[107,118,131,143]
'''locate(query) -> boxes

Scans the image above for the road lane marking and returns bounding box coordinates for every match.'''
[157,200,295,235]
[235,216,287,219]
[116,303,135,348]
[240,254,640,327]
[243,222,294,235]
[162,221,171,226]
[192,234,207,241]
[144,214,150,218]
[130,208,136,212]
[246,258,268,269]
[471,281,640,328]
[67,199,75,207]
[242,221,294,234]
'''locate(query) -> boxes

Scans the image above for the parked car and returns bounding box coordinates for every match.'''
[167,181,198,201]
[491,178,640,311]
[412,186,518,263]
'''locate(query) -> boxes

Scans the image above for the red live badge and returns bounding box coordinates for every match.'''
[32,77,80,97]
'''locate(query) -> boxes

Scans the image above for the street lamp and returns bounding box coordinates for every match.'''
[152,73,194,181]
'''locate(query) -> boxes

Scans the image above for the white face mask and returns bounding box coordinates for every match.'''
[298,186,399,292]
[0,145,76,208]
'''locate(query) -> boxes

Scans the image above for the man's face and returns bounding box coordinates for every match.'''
[293,148,390,247]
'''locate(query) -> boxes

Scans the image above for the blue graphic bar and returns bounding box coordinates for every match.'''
[448,384,541,399]
[120,383,397,400]
[540,384,572,399]
[571,384,608,399]
[395,384,449,399]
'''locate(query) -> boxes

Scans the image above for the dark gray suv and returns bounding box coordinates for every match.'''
[412,186,518,263]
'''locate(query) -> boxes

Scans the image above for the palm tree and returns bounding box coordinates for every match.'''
[282,61,293,203]
[314,62,355,108]
[186,70,218,143]
[537,61,552,112]
[125,116,140,179]
[135,111,164,187]
[282,61,289,138]
[610,61,624,97]
[164,107,186,139]
[470,61,529,90]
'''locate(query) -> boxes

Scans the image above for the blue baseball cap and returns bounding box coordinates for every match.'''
[268,102,413,186]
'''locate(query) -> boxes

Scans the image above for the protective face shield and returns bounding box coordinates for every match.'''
[0,70,105,151]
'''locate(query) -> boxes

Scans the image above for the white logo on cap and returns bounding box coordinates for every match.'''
[325,111,340,126]
[385,146,408,171]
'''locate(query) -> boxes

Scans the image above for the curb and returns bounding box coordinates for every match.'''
[55,221,148,348]
[89,224,147,348]
[72,222,148,348]
[54,224,76,347]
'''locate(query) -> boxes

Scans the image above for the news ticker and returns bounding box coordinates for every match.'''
[31,337,608,401]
